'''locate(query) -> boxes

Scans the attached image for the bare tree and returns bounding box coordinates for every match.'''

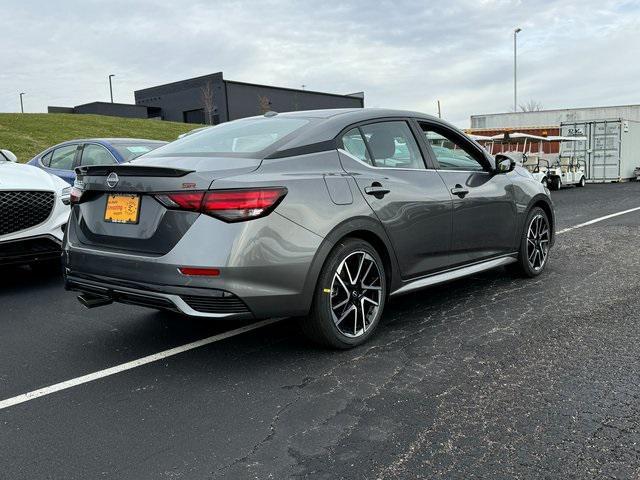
[258,95,272,114]
[519,99,544,112]
[200,81,216,124]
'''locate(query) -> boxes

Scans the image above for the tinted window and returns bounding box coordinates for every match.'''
[148,117,309,157]
[341,128,371,165]
[360,121,424,169]
[49,145,78,170]
[113,143,165,162]
[40,151,53,167]
[422,128,484,172]
[81,144,117,166]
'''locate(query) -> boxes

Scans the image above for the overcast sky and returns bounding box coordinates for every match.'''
[1,0,639,126]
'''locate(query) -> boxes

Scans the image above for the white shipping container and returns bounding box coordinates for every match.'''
[560,119,640,182]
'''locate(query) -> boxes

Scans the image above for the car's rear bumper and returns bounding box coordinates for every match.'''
[65,272,255,319]
[64,212,324,319]
[0,235,62,266]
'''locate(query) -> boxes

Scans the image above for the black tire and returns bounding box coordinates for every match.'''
[578,176,586,187]
[549,177,561,191]
[510,207,551,278]
[301,238,387,349]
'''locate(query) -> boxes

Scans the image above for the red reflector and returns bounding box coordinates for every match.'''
[178,267,220,276]
[70,187,83,204]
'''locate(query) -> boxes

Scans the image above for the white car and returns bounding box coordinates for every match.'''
[0,149,70,268]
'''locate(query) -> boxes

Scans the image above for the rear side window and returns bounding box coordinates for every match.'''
[81,144,117,166]
[359,121,425,169]
[49,145,78,170]
[341,128,372,165]
[148,117,309,157]
[40,151,53,167]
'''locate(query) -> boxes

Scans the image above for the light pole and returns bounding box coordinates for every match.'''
[19,92,25,113]
[513,28,521,112]
[108,74,115,103]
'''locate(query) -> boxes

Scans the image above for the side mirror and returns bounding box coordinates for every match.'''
[0,149,18,162]
[494,156,516,174]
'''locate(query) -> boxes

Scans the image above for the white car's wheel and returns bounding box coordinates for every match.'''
[578,176,586,187]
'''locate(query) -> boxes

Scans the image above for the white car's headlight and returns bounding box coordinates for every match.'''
[61,186,72,205]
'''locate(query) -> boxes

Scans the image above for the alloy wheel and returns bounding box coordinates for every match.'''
[329,251,383,338]
[526,214,550,271]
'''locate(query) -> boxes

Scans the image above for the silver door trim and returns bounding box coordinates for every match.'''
[337,148,430,172]
[391,254,518,296]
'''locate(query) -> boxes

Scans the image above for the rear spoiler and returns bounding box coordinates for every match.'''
[75,165,194,177]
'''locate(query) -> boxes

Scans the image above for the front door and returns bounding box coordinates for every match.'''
[339,120,453,279]
[417,121,517,266]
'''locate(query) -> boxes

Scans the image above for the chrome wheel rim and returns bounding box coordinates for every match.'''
[526,214,550,271]
[330,251,382,338]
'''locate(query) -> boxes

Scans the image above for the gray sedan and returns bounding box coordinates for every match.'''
[63,108,554,348]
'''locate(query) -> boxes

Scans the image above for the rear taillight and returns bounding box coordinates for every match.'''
[155,187,287,222]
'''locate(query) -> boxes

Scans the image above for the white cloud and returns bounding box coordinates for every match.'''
[1,0,639,126]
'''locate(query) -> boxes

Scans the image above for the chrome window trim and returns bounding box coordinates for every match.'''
[338,148,430,172]
[436,169,490,174]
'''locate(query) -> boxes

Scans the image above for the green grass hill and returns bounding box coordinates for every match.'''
[0,113,197,162]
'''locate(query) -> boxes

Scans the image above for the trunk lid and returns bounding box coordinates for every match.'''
[72,157,261,255]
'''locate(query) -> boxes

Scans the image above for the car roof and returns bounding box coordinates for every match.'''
[267,108,449,157]
[272,107,440,122]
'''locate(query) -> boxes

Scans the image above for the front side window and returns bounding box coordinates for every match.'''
[49,145,78,170]
[81,144,117,166]
[421,126,485,172]
[359,121,425,169]
[147,117,309,157]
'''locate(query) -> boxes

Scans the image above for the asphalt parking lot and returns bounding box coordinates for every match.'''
[1,182,640,479]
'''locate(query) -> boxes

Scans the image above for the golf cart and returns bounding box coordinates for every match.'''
[522,154,551,187]
[473,132,588,190]
[546,156,586,190]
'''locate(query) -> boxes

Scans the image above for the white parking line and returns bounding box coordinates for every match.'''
[0,317,283,411]
[556,206,640,235]
[2,206,640,412]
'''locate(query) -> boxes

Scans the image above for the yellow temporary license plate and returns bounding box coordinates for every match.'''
[104,194,140,224]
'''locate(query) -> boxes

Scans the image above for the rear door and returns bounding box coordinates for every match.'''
[338,119,453,279]
[416,120,517,266]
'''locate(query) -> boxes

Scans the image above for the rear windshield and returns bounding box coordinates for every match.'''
[113,143,166,162]
[147,117,309,157]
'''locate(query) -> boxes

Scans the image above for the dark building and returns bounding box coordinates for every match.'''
[134,72,364,124]
[47,101,151,119]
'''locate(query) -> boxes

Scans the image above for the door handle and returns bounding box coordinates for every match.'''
[450,184,469,198]
[364,183,390,197]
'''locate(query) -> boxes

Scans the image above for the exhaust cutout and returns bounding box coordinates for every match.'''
[77,293,113,309]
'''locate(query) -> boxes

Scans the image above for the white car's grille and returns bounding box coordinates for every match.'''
[0,191,55,236]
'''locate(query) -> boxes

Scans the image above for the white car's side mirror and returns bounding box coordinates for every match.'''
[0,149,18,162]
